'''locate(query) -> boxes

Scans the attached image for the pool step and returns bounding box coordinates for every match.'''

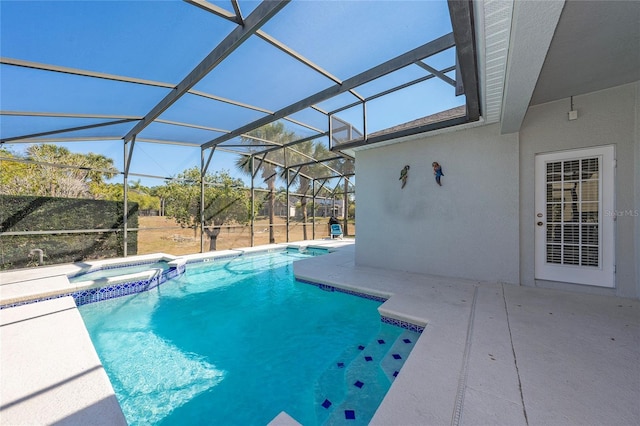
[380,330,420,383]
[314,325,400,424]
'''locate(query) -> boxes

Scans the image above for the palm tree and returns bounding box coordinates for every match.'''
[331,156,355,236]
[24,144,118,198]
[285,140,331,240]
[235,123,296,244]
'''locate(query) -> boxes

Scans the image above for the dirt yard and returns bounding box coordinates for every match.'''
[136,216,354,256]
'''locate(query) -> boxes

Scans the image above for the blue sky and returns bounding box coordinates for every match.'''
[1,0,462,188]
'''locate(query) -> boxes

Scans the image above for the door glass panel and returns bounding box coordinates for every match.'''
[545,157,600,267]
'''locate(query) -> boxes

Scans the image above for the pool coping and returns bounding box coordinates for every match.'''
[0,297,128,425]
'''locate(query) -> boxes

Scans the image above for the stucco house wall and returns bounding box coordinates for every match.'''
[354,123,520,284]
[355,82,639,298]
[636,82,640,298]
[519,82,639,298]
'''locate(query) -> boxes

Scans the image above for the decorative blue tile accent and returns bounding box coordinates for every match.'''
[392,354,402,360]
[354,380,364,388]
[365,356,373,362]
[1,263,186,310]
[318,283,335,292]
[337,362,345,368]
[295,278,387,302]
[345,410,355,420]
[378,339,385,344]
[403,338,412,343]
[321,399,332,409]
[358,345,365,350]
[393,371,399,377]
[380,316,425,333]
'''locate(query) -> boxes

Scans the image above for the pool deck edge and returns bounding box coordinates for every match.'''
[0,297,127,426]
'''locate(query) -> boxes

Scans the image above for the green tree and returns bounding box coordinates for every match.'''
[93,181,160,211]
[285,140,331,239]
[331,156,355,235]
[0,148,35,195]
[160,167,250,251]
[1,144,118,198]
[236,122,295,244]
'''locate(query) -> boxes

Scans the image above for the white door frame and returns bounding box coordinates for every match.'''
[534,146,615,288]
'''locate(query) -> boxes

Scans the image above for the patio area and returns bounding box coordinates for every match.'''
[293,243,640,425]
[1,240,638,425]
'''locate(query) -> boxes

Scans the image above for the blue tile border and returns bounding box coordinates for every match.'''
[295,278,388,302]
[381,316,425,333]
[296,277,425,333]
[0,263,187,310]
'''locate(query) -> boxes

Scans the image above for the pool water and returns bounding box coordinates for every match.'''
[79,251,418,425]
[69,261,170,283]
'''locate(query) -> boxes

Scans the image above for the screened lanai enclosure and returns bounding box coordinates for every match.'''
[0,0,479,269]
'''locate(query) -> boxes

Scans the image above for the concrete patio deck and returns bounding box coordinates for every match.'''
[1,240,638,425]
[0,297,126,425]
[293,243,640,425]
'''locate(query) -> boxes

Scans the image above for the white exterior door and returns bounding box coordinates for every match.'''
[535,146,615,287]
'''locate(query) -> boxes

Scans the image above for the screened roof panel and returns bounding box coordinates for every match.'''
[216,136,277,154]
[0,1,236,83]
[128,142,200,179]
[0,65,170,116]
[365,78,465,134]
[354,64,443,99]
[137,122,226,145]
[1,0,480,183]
[260,1,453,79]
[314,92,362,115]
[192,36,335,112]
[419,47,458,71]
[331,106,365,137]
[271,119,323,141]
[157,93,268,134]
[286,108,329,133]
[27,122,138,142]
[0,116,122,142]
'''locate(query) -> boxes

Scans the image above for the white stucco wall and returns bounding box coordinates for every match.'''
[355,124,520,284]
[519,82,639,298]
[634,82,640,298]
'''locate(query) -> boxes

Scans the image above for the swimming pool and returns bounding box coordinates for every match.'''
[79,251,419,425]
